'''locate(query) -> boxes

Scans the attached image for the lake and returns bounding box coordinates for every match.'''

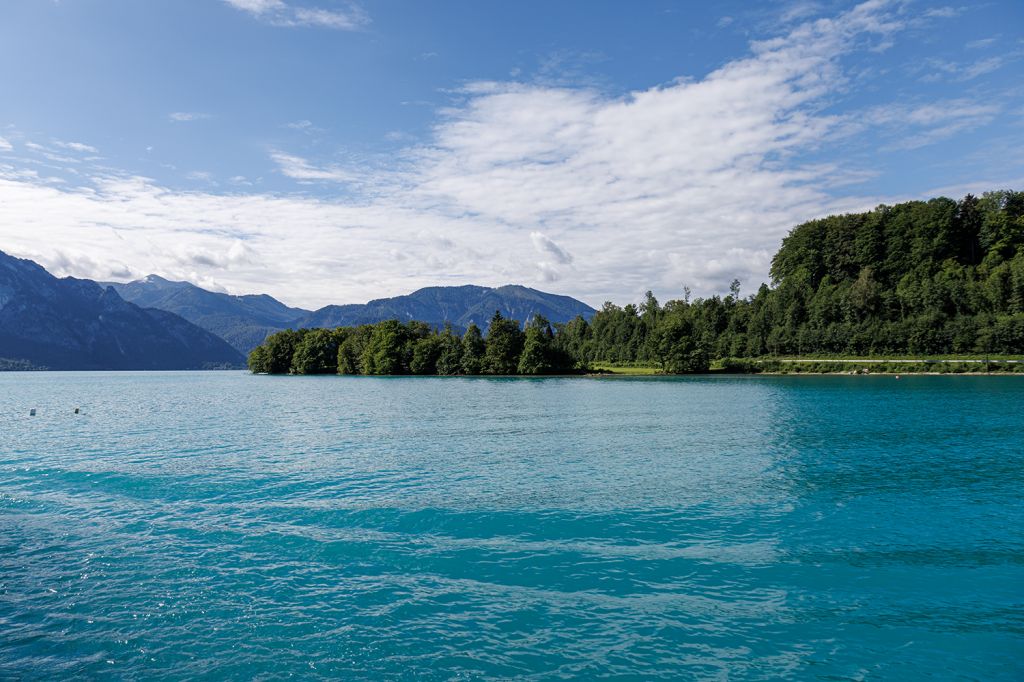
[1,372,1022,679]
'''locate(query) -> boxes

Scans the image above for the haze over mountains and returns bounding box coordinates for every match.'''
[0,249,597,369]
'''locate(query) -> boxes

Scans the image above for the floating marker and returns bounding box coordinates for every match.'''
[29,408,36,416]
[74,408,80,414]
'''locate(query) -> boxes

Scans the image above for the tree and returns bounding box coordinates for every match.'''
[436,326,464,375]
[263,329,307,374]
[292,328,343,374]
[410,335,442,375]
[518,315,556,374]
[654,311,709,373]
[553,315,591,368]
[361,320,410,375]
[337,325,373,374]
[484,310,525,374]
[460,323,486,374]
[247,344,270,373]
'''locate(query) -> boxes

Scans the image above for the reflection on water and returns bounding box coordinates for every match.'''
[0,372,1021,679]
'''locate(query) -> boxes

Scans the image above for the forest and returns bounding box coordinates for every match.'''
[248,191,1024,375]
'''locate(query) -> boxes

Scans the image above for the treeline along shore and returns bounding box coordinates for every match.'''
[249,191,1024,376]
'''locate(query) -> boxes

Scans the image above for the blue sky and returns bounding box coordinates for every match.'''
[0,0,1022,308]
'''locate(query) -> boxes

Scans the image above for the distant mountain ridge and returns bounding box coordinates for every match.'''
[111,278,596,355]
[107,275,307,356]
[298,284,596,332]
[0,252,243,370]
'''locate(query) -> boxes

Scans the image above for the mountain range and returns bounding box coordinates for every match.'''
[106,275,307,357]
[108,277,595,355]
[0,252,243,370]
[1,249,596,369]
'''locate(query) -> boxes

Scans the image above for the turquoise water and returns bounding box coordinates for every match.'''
[1,372,1022,680]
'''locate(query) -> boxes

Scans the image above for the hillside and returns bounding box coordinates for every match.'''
[0,253,244,370]
[575,190,1024,365]
[300,284,596,331]
[112,278,597,354]
[108,275,307,355]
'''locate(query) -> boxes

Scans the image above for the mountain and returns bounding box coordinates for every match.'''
[298,284,596,331]
[112,278,597,354]
[107,275,307,355]
[0,252,244,370]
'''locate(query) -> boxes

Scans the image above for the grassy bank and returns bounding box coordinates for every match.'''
[716,357,1024,375]
[589,363,662,375]
[590,357,1024,375]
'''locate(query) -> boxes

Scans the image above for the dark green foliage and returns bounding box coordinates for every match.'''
[361,320,415,375]
[247,344,269,373]
[518,315,562,375]
[292,328,345,374]
[250,191,1024,375]
[252,316,574,376]
[264,329,307,374]
[436,326,464,375]
[653,309,709,373]
[460,323,486,374]
[410,335,443,375]
[483,311,525,374]
[564,191,1023,367]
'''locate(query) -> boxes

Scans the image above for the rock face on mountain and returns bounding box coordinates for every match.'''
[112,278,597,354]
[299,285,596,331]
[108,275,307,355]
[0,252,244,370]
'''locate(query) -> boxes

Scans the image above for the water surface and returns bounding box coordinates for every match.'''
[1,372,1022,679]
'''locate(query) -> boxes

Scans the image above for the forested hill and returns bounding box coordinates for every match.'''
[249,191,1024,376]
[580,190,1024,365]
[759,190,1023,355]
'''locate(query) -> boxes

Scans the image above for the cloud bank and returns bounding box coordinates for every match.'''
[0,1,1015,309]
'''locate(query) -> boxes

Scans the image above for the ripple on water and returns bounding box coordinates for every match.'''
[0,372,1022,679]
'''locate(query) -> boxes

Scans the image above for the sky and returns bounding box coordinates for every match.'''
[0,0,1022,310]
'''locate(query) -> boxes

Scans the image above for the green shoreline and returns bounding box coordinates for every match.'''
[592,357,1024,375]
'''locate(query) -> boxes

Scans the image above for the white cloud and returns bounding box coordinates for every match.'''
[858,99,1001,148]
[224,0,285,12]
[923,6,962,19]
[223,0,368,30]
[531,232,573,265]
[920,54,1016,82]
[966,37,997,50]
[168,112,212,122]
[531,231,574,282]
[0,0,1014,309]
[0,137,13,152]
[186,170,215,182]
[285,119,323,133]
[270,151,356,183]
[55,140,98,153]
